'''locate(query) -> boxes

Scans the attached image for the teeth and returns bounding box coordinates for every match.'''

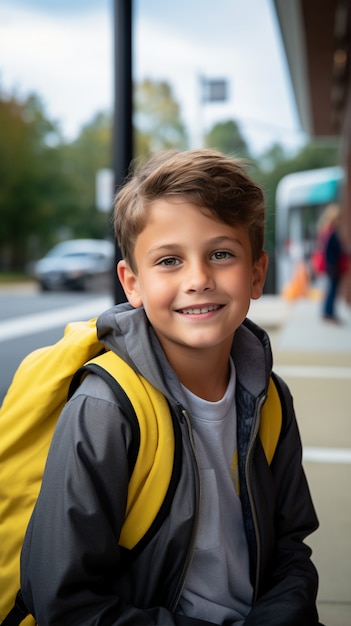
[180,305,220,315]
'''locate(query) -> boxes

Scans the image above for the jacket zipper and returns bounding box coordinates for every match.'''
[245,393,266,602]
[170,406,201,612]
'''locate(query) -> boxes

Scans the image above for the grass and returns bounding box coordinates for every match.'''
[0,272,32,284]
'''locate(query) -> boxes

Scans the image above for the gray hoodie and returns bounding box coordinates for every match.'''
[21,304,320,626]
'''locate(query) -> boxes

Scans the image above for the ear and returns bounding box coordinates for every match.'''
[117,260,143,308]
[250,251,268,300]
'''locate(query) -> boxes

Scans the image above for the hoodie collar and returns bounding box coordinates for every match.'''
[97,304,272,405]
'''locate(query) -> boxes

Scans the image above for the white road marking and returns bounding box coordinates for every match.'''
[275,366,351,463]
[276,365,351,379]
[303,447,351,464]
[0,297,113,342]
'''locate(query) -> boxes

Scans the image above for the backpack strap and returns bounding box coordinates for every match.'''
[70,350,176,551]
[259,373,283,465]
[69,361,141,478]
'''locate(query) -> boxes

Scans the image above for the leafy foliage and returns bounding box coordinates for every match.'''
[0,94,72,269]
[0,81,341,286]
[134,79,188,156]
[205,120,251,159]
[60,112,113,239]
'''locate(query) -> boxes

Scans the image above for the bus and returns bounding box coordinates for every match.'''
[275,166,344,293]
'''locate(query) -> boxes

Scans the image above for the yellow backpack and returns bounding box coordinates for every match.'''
[0,318,282,625]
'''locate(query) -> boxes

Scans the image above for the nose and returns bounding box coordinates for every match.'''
[185,259,215,293]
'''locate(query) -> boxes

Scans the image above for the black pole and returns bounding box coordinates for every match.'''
[112,0,133,303]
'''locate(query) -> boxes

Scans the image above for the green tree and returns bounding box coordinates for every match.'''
[134,79,188,157]
[0,93,73,270]
[205,119,251,159]
[61,111,113,240]
[0,79,191,272]
[258,143,287,173]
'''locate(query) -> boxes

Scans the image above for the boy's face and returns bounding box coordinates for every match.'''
[118,198,267,363]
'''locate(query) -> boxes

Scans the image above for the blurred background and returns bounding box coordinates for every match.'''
[1,2,351,624]
[1,0,349,298]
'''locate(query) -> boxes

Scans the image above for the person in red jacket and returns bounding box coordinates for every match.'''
[317,203,349,322]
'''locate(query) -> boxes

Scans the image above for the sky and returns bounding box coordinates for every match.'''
[0,0,307,156]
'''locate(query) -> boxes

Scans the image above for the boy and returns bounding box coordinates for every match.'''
[20,149,321,625]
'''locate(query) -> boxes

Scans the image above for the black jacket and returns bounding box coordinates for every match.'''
[21,305,320,625]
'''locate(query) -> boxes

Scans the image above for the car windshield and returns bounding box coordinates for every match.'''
[45,243,105,258]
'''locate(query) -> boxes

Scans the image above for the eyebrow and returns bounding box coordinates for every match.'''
[146,236,244,257]
[145,244,182,259]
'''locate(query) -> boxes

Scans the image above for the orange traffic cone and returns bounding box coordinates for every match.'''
[282,261,309,300]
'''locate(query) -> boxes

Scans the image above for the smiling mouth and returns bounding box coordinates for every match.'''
[178,305,222,315]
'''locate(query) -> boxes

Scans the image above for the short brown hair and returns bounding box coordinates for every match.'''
[114,149,266,272]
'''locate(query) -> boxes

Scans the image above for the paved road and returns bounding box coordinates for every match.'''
[0,284,114,403]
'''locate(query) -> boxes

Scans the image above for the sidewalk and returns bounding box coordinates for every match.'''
[249,295,351,626]
[250,294,351,364]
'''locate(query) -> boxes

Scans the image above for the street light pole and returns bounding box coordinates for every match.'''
[112,0,133,303]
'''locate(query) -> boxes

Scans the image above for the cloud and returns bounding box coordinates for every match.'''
[134,3,302,153]
[0,0,304,153]
[0,3,113,138]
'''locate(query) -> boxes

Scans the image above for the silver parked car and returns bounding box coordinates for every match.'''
[33,239,115,291]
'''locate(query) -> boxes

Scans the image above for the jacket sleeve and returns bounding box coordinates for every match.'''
[243,375,322,626]
[20,375,214,626]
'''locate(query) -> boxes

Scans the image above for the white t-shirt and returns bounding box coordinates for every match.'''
[177,359,253,625]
